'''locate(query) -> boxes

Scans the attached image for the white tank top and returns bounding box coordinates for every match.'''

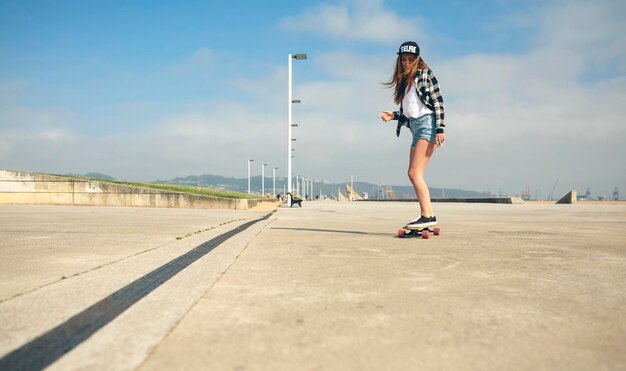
[402,84,433,118]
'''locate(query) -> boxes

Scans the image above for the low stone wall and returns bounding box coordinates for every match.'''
[362,197,525,204]
[432,197,525,204]
[0,170,261,210]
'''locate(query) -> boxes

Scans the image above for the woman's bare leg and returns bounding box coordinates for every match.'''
[408,138,437,217]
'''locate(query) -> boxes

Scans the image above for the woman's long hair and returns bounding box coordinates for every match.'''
[383,55,430,105]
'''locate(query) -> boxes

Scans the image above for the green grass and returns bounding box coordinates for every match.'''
[49,173,262,200]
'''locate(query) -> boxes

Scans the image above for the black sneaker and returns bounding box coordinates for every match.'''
[406,215,437,229]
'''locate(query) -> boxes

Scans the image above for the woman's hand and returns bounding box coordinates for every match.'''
[436,133,445,147]
[378,111,394,122]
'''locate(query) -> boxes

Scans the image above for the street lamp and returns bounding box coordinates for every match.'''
[273,167,278,198]
[304,177,308,200]
[288,53,307,206]
[262,163,267,196]
[295,175,300,197]
[247,159,254,194]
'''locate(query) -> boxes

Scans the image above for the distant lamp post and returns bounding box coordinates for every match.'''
[273,167,278,198]
[247,159,254,194]
[288,52,307,205]
[262,163,267,196]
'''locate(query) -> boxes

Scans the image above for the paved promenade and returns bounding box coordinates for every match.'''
[1,201,625,370]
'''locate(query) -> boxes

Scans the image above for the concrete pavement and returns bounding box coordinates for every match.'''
[0,205,270,302]
[1,201,625,370]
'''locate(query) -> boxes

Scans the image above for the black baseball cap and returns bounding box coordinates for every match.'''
[397,41,420,56]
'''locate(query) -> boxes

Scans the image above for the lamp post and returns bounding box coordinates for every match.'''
[273,167,278,198]
[262,163,267,196]
[288,53,307,206]
[295,175,300,197]
[304,177,308,200]
[247,159,254,194]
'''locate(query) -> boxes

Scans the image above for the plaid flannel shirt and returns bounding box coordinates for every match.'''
[394,68,445,137]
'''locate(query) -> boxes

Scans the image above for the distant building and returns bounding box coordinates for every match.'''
[521,186,531,201]
[577,188,592,202]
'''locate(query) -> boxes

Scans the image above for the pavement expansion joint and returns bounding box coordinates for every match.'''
[136,215,276,370]
[175,217,248,240]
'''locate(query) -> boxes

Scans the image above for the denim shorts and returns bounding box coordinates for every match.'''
[409,113,436,147]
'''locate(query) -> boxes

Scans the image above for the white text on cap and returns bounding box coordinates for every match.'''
[400,45,417,54]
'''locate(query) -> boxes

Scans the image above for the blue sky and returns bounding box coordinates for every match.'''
[1,0,625,199]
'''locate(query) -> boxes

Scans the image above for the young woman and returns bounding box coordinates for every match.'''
[379,41,446,229]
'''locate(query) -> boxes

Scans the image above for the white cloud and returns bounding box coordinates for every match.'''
[0,91,77,133]
[279,0,425,44]
[440,0,626,141]
[232,67,286,108]
[537,1,626,66]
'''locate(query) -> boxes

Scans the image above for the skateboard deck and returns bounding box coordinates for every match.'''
[397,226,441,239]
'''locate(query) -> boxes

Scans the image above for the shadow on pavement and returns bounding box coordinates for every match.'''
[271,227,391,237]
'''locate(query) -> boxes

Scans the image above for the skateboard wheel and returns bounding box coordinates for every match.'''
[433,227,441,236]
[398,229,406,238]
[421,230,429,239]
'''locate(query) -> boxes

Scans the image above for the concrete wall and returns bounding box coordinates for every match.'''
[432,197,525,204]
[363,197,525,204]
[0,170,260,210]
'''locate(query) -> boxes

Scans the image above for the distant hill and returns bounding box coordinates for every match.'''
[154,174,488,199]
[84,172,116,180]
[156,174,251,192]
[65,172,116,180]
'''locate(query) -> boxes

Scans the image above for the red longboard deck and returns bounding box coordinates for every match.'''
[398,227,441,239]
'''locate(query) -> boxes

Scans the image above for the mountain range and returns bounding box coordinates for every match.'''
[152,174,488,199]
[69,172,487,199]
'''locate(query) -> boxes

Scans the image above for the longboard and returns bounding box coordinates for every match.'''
[397,227,441,239]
